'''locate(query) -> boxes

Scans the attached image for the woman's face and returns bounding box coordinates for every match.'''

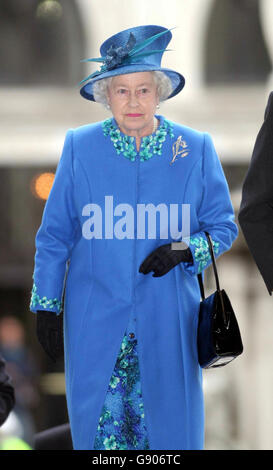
[106,71,159,136]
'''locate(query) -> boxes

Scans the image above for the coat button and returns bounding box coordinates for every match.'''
[129,332,135,339]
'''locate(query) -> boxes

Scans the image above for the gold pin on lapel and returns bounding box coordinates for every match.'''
[170,136,189,164]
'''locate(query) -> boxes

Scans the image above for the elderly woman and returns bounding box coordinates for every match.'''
[30,25,238,450]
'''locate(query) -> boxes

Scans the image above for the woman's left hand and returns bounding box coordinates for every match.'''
[139,243,193,277]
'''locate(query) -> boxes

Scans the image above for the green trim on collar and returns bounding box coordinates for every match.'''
[102,117,174,162]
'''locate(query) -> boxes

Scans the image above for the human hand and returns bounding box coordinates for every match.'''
[36,310,64,362]
[139,242,193,277]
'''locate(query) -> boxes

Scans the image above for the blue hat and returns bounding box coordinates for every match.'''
[79,25,185,101]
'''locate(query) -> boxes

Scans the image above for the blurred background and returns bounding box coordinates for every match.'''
[0,0,273,450]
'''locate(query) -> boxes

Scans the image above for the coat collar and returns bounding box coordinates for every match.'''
[101,115,174,162]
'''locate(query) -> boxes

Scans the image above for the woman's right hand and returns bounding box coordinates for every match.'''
[36,310,64,362]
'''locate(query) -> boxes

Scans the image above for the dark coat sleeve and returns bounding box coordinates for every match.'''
[0,354,15,426]
[238,92,273,295]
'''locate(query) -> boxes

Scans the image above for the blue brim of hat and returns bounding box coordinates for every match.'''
[79,64,185,101]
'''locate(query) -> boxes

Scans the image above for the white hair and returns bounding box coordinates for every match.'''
[92,71,173,108]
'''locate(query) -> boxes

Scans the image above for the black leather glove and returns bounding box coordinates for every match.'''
[36,310,64,362]
[139,242,193,277]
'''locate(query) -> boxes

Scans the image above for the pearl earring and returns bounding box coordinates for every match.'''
[106,104,110,110]
[156,104,160,109]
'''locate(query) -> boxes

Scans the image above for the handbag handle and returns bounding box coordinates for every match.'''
[197,231,228,325]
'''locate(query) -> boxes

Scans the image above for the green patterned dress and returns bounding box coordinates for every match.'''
[93,332,150,450]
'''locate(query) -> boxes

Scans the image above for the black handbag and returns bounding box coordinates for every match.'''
[197,231,243,368]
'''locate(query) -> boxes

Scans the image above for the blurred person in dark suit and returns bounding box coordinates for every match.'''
[0,353,15,426]
[0,357,32,449]
[0,316,39,446]
[239,92,273,295]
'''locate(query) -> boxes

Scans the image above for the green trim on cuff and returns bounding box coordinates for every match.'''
[189,235,219,274]
[30,283,62,313]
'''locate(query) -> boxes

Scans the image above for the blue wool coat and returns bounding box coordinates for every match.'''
[30,114,238,450]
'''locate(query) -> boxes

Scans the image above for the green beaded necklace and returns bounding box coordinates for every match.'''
[102,116,174,162]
